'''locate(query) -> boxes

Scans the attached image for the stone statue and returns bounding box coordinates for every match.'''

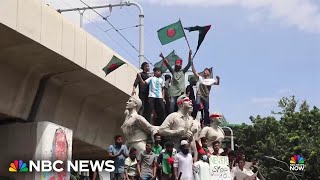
[199,112,225,153]
[121,96,158,152]
[158,94,200,161]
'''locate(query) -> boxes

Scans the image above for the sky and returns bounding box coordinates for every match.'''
[45,0,320,124]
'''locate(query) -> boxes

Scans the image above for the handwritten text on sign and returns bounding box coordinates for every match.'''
[209,156,231,180]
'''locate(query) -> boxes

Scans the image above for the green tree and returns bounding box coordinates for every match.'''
[233,97,320,180]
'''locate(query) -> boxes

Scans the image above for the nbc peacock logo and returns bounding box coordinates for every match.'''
[9,160,29,172]
[290,154,305,171]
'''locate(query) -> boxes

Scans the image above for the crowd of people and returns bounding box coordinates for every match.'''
[98,134,265,180]
[89,50,265,180]
[132,50,220,126]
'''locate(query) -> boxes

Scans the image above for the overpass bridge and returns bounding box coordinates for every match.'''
[0,0,139,178]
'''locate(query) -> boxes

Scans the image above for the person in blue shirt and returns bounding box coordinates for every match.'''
[108,135,129,180]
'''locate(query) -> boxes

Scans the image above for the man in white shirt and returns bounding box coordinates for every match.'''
[231,159,258,180]
[194,153,210,180]
[191,62,220,126]
[173,140,194,180]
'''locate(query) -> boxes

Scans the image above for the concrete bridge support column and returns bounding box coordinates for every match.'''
[0,121,72,180]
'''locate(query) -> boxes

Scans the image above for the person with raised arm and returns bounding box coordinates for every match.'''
[191,61,220,126]
[160,50,192,113]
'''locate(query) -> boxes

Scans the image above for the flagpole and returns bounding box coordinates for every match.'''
[179,19,191,50]
[192,49,199,60]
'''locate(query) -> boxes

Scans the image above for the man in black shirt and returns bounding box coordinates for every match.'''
[186,76,197,119]
[132,62,151,121]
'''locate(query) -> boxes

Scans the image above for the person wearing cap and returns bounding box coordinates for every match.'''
[132,62,151,121]
[137,67,166,126]
[191,61,220,126]
[173,140,194,180]
[160,50,192,114]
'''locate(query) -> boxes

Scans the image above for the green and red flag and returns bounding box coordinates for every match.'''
[154,51,182,73]
[102,55,126,76]
[184,25,211,52]
[157,20,185,45]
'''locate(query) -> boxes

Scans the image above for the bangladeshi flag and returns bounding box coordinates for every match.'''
[157,20,185,45]
[184,25,211,52]
[154,51,182,73]
[102,55,125,76]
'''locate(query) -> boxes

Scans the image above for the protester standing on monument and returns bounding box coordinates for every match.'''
[157,142,176,180]
[137,67,166,126]
[132,62,151,121]
[186,76,198,119]
[125,148,140,180]
[160,50,192,113]
[164,74,172,116]
[137,141,157,180]
[174,140,194,180]
[191,62,220,126]
[108,135,129,180]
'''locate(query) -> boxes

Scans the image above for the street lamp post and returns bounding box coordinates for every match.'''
[223,126,234,150]
[57,1,145,67]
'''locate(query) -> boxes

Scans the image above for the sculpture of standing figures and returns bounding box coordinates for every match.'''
[199,113,225,153]
[121,96,158,152]
[158,94,199,161]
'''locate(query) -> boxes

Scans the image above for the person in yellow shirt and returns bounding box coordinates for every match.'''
[125,148,141,180]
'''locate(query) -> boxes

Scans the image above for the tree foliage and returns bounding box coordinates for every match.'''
[233,96,320,180]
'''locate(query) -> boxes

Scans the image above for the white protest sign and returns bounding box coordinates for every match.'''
[209,156,232,180]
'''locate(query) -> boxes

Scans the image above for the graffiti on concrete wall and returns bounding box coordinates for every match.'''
[38,123,72,180]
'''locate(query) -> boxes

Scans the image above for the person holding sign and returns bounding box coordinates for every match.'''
[209,155,232,180]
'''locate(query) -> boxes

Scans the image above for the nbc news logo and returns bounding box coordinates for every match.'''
[290,154,305,171]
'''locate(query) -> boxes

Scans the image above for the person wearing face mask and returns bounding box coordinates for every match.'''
[173,140,194,180]
[193,152,210,180]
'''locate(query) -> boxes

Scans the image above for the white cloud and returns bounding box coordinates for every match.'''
[137,0,320,33]
[277,88,293,95]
